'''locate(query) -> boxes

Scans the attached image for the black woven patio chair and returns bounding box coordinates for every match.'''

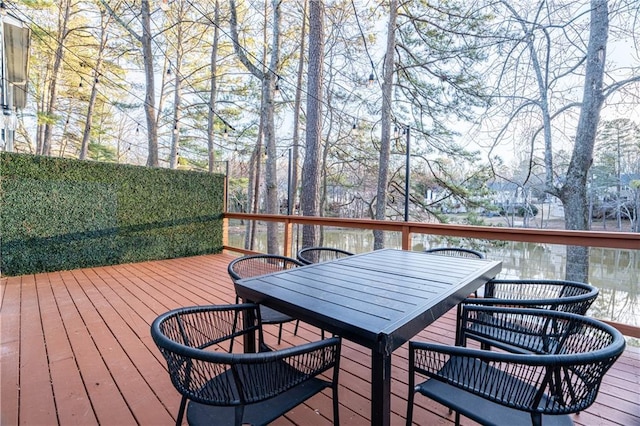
[228,254,305,345]
[425,247,485,298]
[151,303,342,426]
[456,279,599,348]
[296,246,354,265]
[407,306,625,426]
[424,247,484,259]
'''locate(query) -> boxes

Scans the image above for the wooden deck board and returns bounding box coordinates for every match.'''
[1,252,639,426]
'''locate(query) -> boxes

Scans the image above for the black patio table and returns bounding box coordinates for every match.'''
[234,248,502,426]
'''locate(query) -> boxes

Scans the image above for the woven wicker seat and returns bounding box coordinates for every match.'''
[407,306,625,426]
[151,303,341,426]
[296,246,354,265]
[457,279,599,348]
[228,254,304,345]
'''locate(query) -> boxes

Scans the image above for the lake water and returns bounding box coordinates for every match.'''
[228,224,639,337]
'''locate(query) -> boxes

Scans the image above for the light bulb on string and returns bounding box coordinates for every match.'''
[274,75,280,96]
[368,73,375,87]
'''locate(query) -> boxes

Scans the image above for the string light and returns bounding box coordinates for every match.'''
[368,72,375,87]
[274,75,281,96]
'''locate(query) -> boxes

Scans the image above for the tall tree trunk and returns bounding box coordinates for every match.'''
[560,0,608,282]
[98,0,158,165]
[80,11,110,160]
[207,1,220,173]
[301,0,324,248]
[265,0,281,254]
[246,122,264,251]
[141,0,159,167]
[291,0,307,215]
[169,8,185,170]
[230,0,280,253]
[373,0,397,250]
[41,0,71,156]
[169,62,182,169]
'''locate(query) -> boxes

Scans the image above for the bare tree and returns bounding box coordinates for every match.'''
[99,0,159,167]
[40,0,71,156]
[373,0,397,250]
[290,0,307,215]
[300,0,324,248]
[229,0,281,253]
[486,0,640,280]
[207,0,221,173]
[79,6,111,160]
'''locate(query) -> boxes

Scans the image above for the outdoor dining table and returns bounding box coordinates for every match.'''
[234,248,503,426]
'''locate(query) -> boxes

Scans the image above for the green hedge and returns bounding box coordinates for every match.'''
[1,153,225,276]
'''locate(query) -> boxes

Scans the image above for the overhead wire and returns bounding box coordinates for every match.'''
[9,0,403,161]
[184,0,387,131]
[6,2,229,158]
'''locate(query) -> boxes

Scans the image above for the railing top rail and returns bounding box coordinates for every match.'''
[223,213,640,250]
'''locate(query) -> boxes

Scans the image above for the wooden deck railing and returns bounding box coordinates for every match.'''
[222,212,640,338]
[223,212,640,252]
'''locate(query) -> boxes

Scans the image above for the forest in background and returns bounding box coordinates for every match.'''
[2,0,640,255]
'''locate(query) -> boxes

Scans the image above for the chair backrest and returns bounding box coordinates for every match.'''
[431,306,626,415]
[425,247,484,259]
[151,304,264,404]
[151,304,341,407]
[482,279,599,314]
[296,247,354,265]
[228,254,304,282]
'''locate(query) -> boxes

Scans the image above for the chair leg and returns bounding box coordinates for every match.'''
[294,320,300,335]
[406,390,415,426]
[332,383,340,426]
[176,396,187,426]
[230,296,241,352]
[234,405,245,426]
[277,324,283,345]
[454,411,460,426]
[531,413,542,426]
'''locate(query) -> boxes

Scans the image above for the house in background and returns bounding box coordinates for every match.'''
[1,5,30,152]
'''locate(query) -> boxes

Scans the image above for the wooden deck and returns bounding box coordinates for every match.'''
[1,252,638,426]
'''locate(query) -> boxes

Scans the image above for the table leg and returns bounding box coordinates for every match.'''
[371,349,391,426]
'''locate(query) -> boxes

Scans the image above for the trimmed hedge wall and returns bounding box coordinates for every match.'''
[1,152,225,276]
